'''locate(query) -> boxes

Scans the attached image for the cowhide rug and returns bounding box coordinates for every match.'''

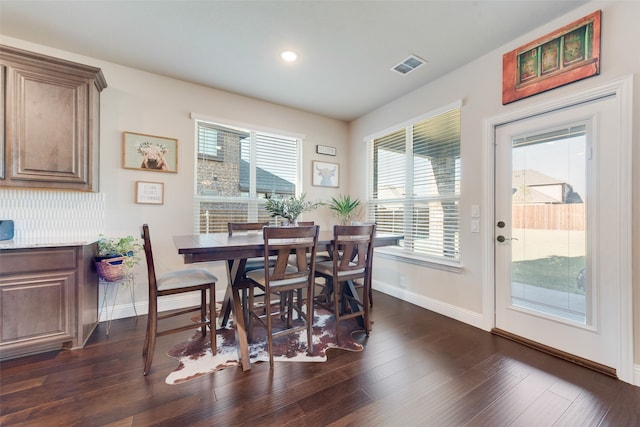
[165,305,367,384]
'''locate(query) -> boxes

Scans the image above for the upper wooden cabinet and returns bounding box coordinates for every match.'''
[0,45,107,191]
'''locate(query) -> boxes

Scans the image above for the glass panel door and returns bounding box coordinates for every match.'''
[510,125,588,324]
[494,93,625,373]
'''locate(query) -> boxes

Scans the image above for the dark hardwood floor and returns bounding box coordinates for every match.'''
[1,292,638,426]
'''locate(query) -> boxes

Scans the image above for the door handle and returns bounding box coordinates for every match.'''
[496,235,518,242]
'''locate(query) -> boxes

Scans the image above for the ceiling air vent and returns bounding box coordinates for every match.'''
[392,55,426,75]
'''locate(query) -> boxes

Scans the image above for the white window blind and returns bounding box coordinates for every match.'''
[194,120,300,233]
[368,105,461,263]
[197,122,224,161]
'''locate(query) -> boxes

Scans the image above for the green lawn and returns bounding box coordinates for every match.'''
[512,255,585,295]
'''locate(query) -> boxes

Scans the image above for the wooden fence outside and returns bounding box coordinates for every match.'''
[512,203,585,230]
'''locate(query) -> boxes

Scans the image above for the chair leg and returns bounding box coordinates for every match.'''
[209,284,217,354]
[201,289,207,337]
[266,291,274,369]
[286,291,293,328]
[333,280,342,346]
[363,281,370,337]
[242,287,250,332]
[247,284,254,342]
[296,288,303,319]
[307,282,314,355]
[369,286,373,307]
[143,305,158,376]
[142,316,151,356]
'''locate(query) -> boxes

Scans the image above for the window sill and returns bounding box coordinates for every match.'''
[374,247,464,273]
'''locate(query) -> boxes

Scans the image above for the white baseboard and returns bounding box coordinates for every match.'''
[373,280,485,330]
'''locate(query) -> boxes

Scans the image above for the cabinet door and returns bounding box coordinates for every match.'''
[4,64,92,189]
[0,247,78,359]
[0,271,75,345]
[1,64,4,180]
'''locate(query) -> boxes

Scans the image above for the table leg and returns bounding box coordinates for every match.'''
[220,259,245,327]
[231,284,251,370]
[218,258,252,371]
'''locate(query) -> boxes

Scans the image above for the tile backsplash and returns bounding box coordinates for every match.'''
[0,189,105,243]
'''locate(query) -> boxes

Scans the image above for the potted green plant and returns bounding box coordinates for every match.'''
[328,194,361,225]
[264,193,323,225]
[95,235,142,282]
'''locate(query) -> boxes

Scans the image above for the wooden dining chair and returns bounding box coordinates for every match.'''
[141,224,217,376]
[227,221,271,275]
[246,225,319,367]
[227,221,270,327]
[314,224,375,345]
[351,221,376,306]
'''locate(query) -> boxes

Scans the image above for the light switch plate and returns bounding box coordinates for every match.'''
[471,219,480,233]
[471,204,480,218]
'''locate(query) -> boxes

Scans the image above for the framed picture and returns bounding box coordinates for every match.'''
[312,161,339,188]
[502,10,601,104]
[123,131,178,173]
[135,181,164,205]
[316,144,337,156]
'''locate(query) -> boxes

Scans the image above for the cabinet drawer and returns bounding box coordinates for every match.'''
[0,247,77,275]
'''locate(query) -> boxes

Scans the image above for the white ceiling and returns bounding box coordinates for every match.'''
[0,0,589,122]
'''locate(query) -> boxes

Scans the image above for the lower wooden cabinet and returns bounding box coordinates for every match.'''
[0,244,98,360]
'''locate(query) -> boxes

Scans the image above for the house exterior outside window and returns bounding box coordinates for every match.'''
[194,120,301,233]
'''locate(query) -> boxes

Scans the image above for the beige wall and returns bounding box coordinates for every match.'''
[349,0,639,378]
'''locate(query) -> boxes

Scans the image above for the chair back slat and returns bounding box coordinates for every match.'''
[263,225,319,286]
[228,221,269,235]
[332,224,376,276]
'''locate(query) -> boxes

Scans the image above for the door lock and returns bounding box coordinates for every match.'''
[496,235,518,242]
[497,221,506,228]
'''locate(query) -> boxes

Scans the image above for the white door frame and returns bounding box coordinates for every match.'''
[481,75,634,384]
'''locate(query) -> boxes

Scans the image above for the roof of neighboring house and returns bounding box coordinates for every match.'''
[512,169,583,204]
[512,169,565,187]
[239,159,295,195]
[512,187,563,204]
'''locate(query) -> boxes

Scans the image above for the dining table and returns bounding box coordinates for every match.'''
[174,229,403,371]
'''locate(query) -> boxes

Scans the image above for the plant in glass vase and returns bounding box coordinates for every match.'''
[328,194,361,225]
[264,193,323,225]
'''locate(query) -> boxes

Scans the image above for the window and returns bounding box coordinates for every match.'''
[197,122,224,161]
[367,102,461,264]
[194,120,301,233]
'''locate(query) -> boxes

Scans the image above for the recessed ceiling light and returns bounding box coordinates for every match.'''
[281,51,297,62]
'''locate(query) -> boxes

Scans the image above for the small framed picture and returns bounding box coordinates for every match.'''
[316,144,337,156]
[135,181,164,205]
[312,161,339,188]
[123,131,178,173]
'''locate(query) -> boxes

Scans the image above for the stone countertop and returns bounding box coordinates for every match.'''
[0,236,99,250]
